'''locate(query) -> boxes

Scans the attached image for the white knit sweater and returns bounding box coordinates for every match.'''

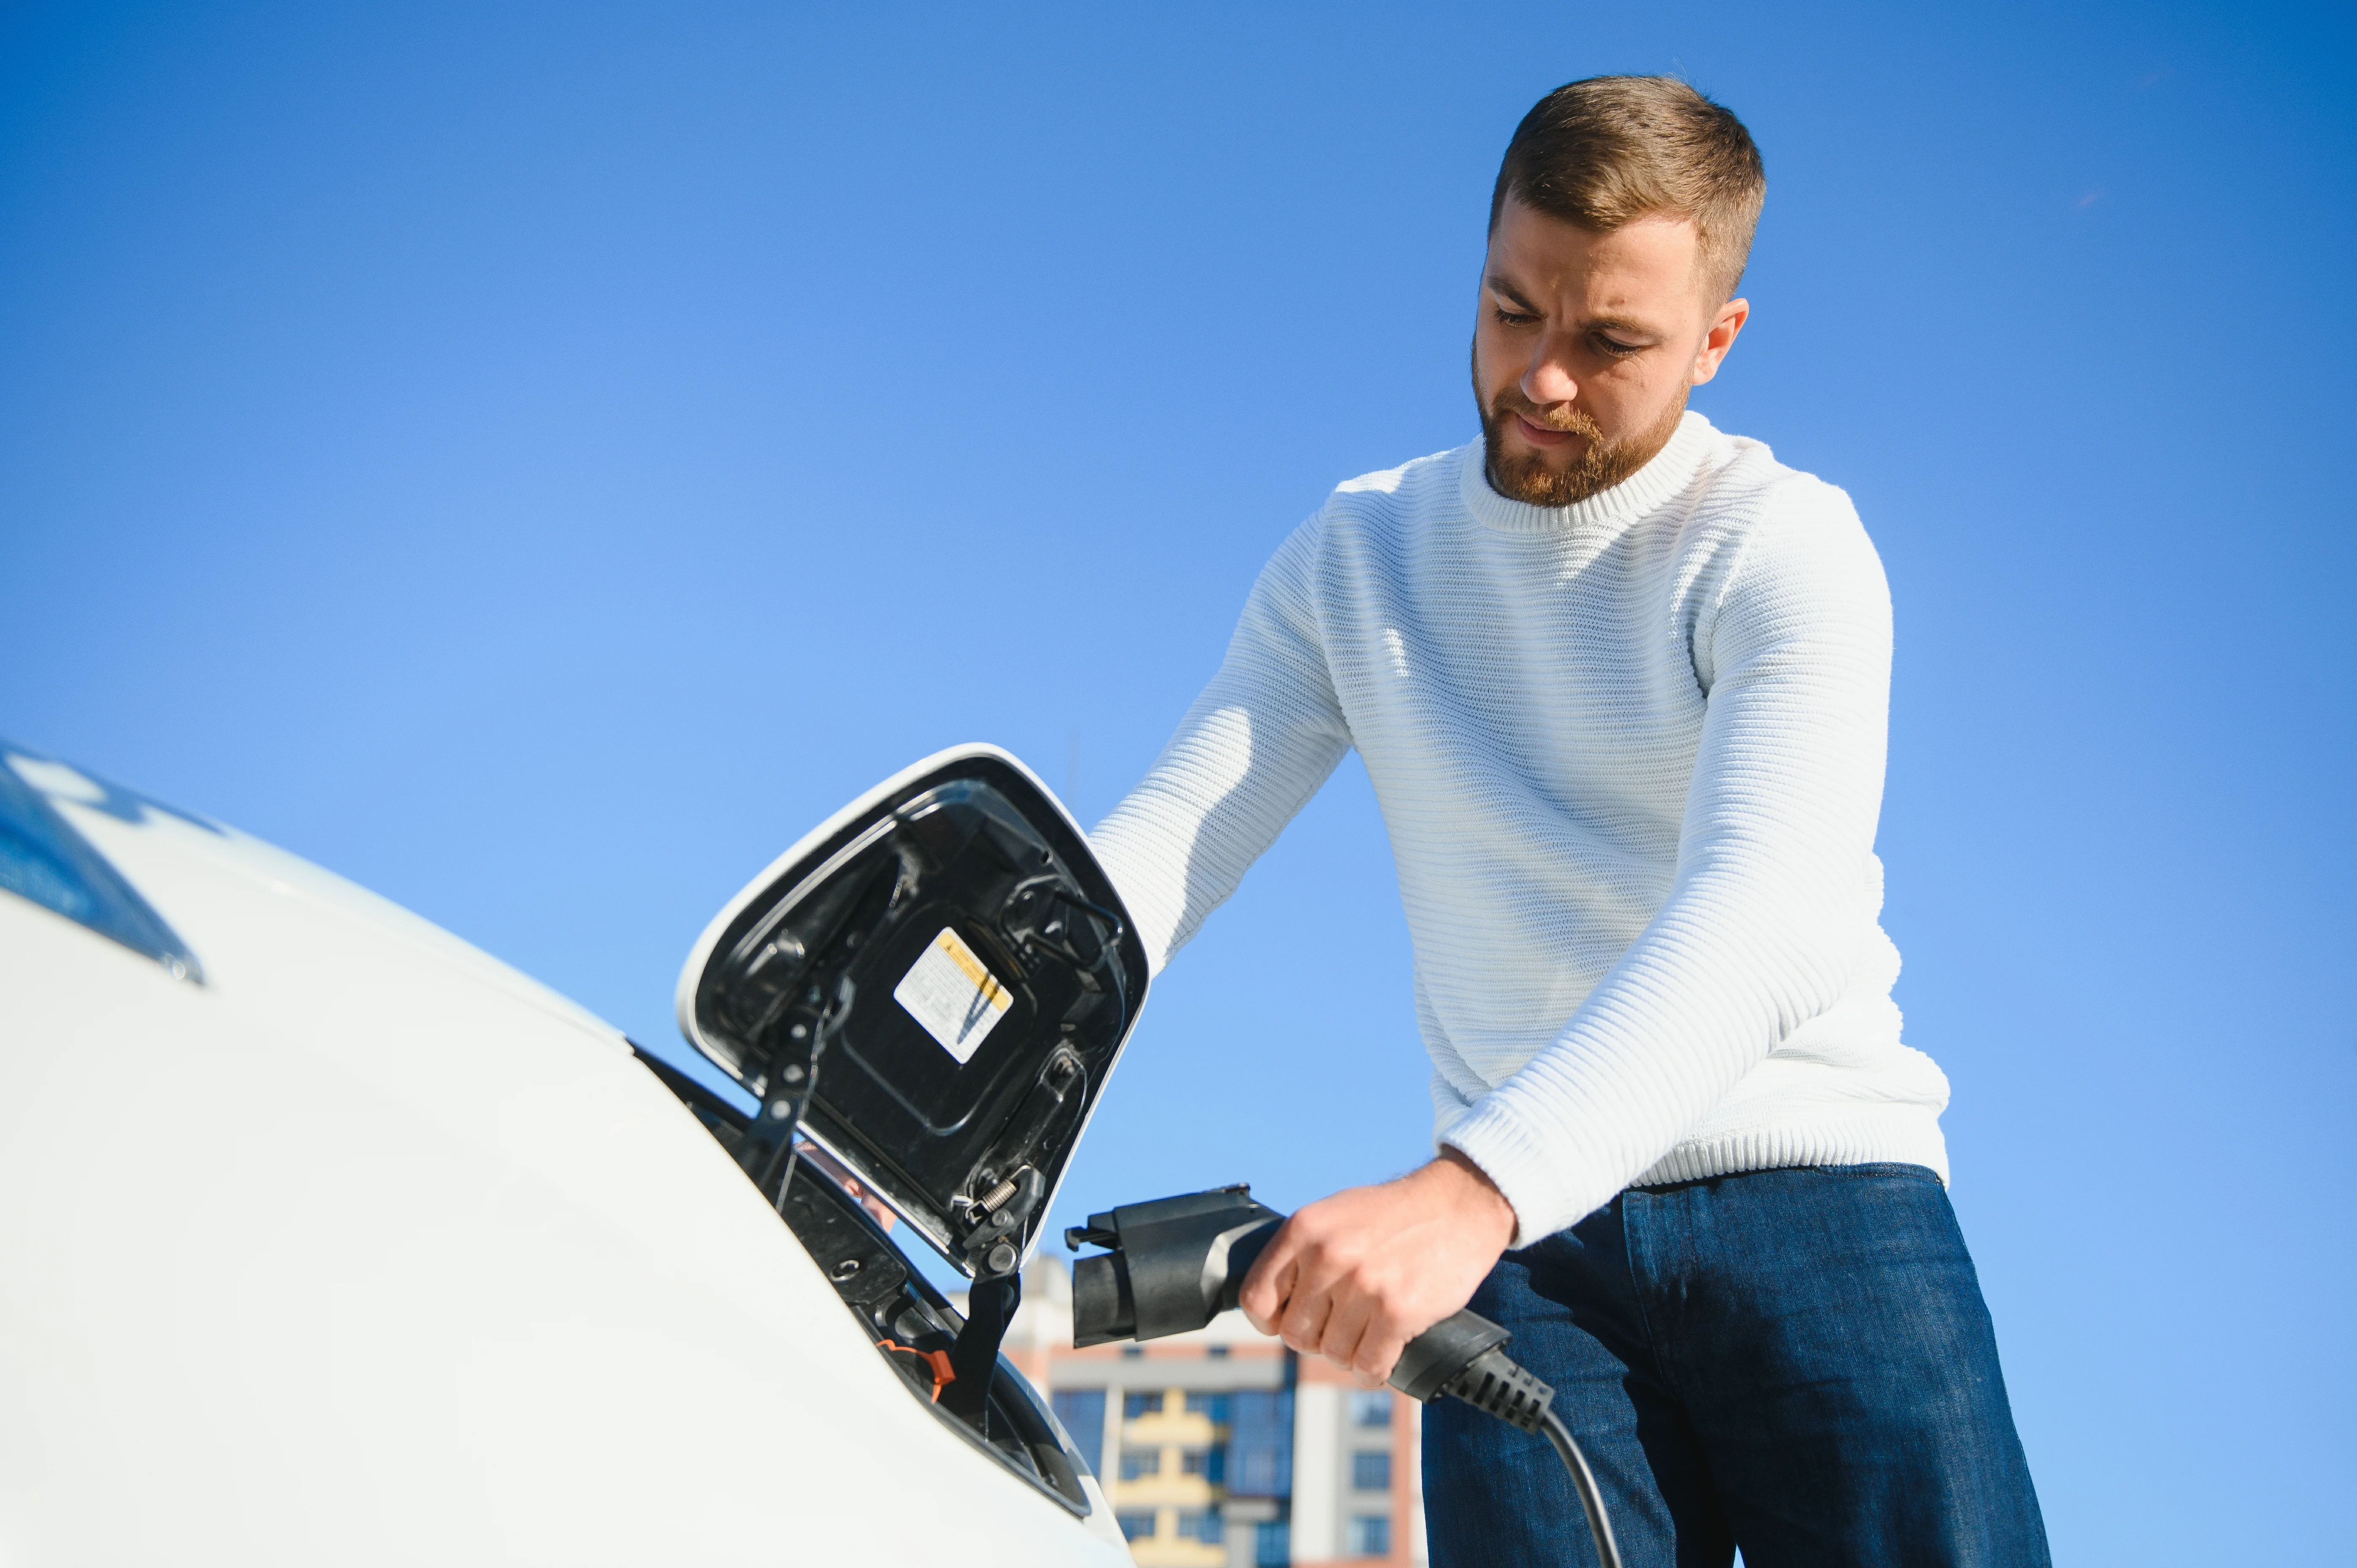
[1090,412,1953,1245]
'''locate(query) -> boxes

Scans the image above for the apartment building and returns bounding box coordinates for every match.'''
[991,1256,1427,1567]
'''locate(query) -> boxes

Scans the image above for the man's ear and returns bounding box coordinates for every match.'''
[1691,297,1750,387]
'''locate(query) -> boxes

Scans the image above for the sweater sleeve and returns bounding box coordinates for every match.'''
[1441,482,1896,1244]
[1088,517,1355,976]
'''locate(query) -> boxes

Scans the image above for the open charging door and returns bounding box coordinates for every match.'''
[675,745,1149,1282]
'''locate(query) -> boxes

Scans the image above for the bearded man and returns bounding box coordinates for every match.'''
[1089,76,2050,1566]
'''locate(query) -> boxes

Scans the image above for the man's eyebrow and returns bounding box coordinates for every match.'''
[1581,313,1660,338]
[1482,280,1663,339]
[1483,273,1540,311]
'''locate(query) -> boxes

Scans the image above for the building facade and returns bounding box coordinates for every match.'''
[993,1257,1427,1567]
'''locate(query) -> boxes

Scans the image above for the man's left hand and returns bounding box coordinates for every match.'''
[1236,1149,1518,1389]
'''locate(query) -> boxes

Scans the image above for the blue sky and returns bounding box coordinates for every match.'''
[4,2,2352,1558]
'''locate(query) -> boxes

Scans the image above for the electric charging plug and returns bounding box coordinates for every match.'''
[1066,1184,1622,1568]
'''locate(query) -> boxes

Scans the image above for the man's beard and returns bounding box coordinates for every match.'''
[1474,353,1689,507]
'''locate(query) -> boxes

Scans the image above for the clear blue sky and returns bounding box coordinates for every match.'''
[5,3,2351,1558]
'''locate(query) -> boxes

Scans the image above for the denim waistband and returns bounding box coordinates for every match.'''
[1629,1160,1942,1197]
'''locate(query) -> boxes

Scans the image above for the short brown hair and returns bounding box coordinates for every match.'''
[1489,76,1766,301]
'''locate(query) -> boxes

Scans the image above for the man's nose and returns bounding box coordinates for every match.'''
[1521,342,1578,407]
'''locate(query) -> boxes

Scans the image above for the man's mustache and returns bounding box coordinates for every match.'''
[1490,395,1605,441]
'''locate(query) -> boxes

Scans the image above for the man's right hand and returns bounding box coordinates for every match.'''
[1237,1150,1517,1389]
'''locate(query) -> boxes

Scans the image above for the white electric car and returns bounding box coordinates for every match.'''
[0,740,1145,1565]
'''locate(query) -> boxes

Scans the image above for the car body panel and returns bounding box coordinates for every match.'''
[0,756,1131,1565]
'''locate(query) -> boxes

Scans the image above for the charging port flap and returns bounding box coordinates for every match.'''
[674,745,1151,1280]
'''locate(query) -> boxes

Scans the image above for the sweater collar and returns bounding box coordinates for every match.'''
[1457,409,1717,533]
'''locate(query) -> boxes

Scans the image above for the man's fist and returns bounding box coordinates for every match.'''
[1237,1150,1518,1388]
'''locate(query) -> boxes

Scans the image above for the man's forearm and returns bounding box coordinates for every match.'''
[1090,519,1350,974]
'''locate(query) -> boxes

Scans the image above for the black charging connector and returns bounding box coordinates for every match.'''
[1067,1185,1622,1568]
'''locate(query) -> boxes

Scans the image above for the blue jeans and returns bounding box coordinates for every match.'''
[1423,1164,2049,1568]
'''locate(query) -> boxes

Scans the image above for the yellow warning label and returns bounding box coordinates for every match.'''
[893,927,1013,1065]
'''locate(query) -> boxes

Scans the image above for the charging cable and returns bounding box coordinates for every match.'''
[1432,1339,1622,1568]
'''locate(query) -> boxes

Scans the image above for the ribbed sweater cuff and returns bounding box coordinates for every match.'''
[1438,1100,1587,1250]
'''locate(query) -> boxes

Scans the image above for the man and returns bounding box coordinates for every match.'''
[1087,78,2049,1566]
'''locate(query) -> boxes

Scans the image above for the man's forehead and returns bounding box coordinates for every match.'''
[1485,203,1703,301]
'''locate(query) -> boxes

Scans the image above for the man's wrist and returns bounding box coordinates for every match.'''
[1434,1147,1518,1244]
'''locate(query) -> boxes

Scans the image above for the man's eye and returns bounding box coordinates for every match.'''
[1492,307,1537,326]
[1595,335,1643,357]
